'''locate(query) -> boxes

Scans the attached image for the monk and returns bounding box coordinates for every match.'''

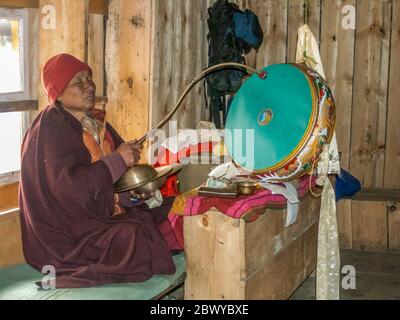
[19,54,182,288]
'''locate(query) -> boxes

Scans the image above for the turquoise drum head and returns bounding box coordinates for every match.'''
[225,64,316,173]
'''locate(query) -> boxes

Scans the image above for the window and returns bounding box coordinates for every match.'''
[0,112,23,173]
[0,8,30,186]
[0,8,29,101]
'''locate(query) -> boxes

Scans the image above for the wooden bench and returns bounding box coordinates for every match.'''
[338,188,400,253]
[0,253,185,300]
[0,210,185,300]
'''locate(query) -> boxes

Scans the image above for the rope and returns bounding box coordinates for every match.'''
[300,1,320,71]
[307,134,323,198]
[304,0,309,25]
[309,157,323,199]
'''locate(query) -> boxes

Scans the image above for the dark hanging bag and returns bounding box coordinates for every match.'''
[206,0,263,128]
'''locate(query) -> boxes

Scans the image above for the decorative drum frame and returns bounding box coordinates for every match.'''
[225,63,336,182]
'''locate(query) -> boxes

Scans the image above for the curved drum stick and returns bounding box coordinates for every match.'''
[137,62,267,144]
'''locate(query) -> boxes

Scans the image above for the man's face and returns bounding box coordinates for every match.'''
[58,71,96,113]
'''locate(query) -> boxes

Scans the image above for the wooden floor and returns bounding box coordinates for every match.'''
[291,250,400,300]
[167,250,400,300]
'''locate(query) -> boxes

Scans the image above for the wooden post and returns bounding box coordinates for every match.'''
[105,0,152,146]
[38,0,89,110]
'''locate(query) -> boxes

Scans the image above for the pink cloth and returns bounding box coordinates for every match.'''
[184,176,315,220]
[167,214,184,249]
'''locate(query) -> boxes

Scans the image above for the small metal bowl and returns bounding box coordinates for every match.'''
[236,181,259,195]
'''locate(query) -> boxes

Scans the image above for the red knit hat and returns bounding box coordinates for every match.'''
[41,54,92,104]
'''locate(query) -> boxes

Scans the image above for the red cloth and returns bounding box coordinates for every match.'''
[155,141,217,197]
[19,103,179,288]
[159,175,180,198]
[41,53,92,103]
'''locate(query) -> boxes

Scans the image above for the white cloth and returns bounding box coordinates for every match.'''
[295,24,340,300]
[295,24,341,175]
[206,162,249,188]
[208,162,242,180]
[316,146,340,300]
[161,122,223,154]
[145,189,163,209]
[259,182,300,227]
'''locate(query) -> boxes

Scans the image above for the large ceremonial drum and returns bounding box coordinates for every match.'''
[225,63,335,181]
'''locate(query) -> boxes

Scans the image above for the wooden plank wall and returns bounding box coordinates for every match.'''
[38,0,89,110]
[253,0,288,67]
[105,0,209,142]
[388,202,400,253]
[0,211,25,268]
[105,0,152,147]
[320,0,356,172]
[350,0,392,188]
[88,14,105,96]
[0,184,19,212]
[351,201,388,251]
[37,0,106,110]
[150,0,210,132]
[338,198,400,253]
[385,0,400,189]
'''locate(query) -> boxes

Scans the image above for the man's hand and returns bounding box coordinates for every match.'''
[130,190,155,201]
[116,140,143,167]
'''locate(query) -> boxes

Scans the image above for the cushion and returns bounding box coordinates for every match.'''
[0,253,185,300]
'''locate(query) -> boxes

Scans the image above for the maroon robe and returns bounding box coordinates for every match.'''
[19,103,178,288]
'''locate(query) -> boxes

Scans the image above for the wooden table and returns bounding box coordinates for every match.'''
[184,193,321,300]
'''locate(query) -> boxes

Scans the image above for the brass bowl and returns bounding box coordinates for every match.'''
[236,181,259,195]
[114,164,181,193]
[114,164,157,193]
[134,175,167,194]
